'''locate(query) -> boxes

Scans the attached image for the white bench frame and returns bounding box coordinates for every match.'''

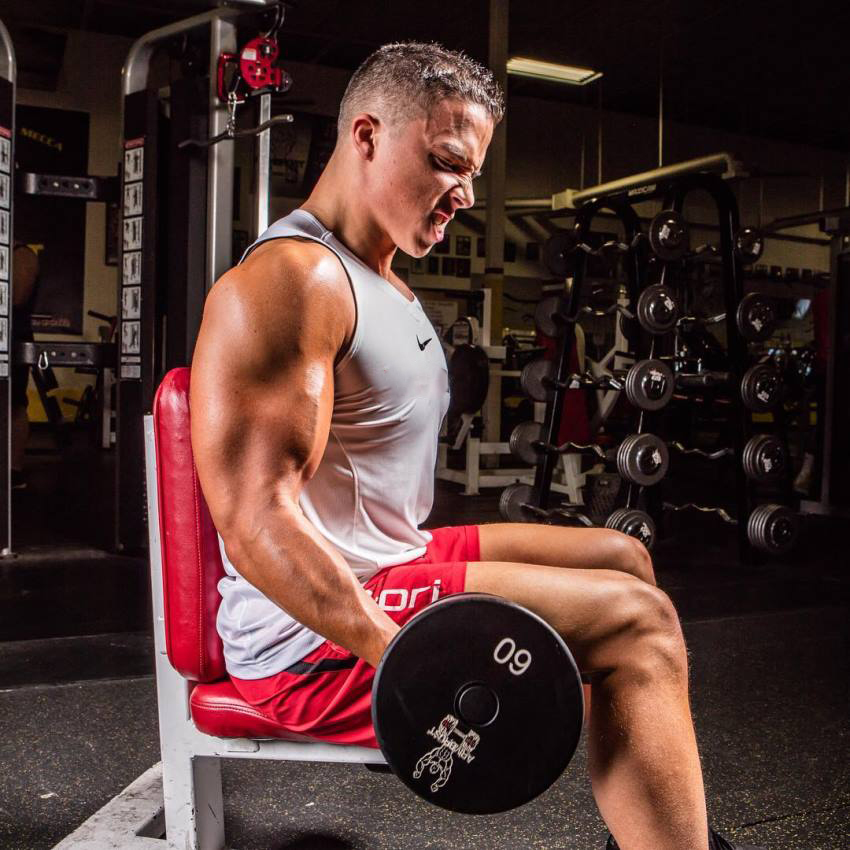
[54,416,386,850]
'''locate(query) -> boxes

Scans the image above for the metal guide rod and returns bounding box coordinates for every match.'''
[120,4,274,289]
[568,152,744,207]
[0,17,14,83]
[0,17,13,557]
[255,93,271,237]
[123,8,243,97]
[206,16,236,290]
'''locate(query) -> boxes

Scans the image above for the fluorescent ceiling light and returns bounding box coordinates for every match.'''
[507,57,602,86]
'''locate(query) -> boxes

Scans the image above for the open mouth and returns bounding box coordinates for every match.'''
[431,211,451,239]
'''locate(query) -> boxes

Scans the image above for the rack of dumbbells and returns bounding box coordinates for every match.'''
[499,161,800,558]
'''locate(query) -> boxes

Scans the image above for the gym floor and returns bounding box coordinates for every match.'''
[2,448,848,850]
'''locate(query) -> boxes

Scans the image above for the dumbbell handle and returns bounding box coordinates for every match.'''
[662,501,738,525]
[576,232,644,256]
[538,435,731,465]
[675,371,730,389]
[531,438,608,460]
[550,303,635,327]
[677,312,726,327]
[519,500,594,527]
[543,372,626,392]
[669,441,733,461]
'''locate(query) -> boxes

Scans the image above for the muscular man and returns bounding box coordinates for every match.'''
[192,43,758,850]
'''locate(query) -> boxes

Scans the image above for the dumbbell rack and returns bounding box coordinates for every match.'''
[522,161,798,558]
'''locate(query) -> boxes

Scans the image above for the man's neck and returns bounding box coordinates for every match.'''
[301,157,397,279]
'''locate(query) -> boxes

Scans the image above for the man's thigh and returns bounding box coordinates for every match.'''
[464,559,670,674]
[477,522,655,583]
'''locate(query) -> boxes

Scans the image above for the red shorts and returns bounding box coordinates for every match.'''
[230,524,479,748]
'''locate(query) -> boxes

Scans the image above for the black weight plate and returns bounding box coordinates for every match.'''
[648,210,689,261]
[520,358,555,402]
[605,508,657,550]
[509,420,545,466]
[448,344,490,416]
[747,504,799,554]
[624,359,674,411]
[636,284,679,335]
[534,294,566,339]
[543,229,578,278]
[499,483,535,522]
[736,293,776,342]
[735,227,765,264]
[742,434,786,482]
[372,593,584,814]
[616,433,669,487]
[740,364,782,412]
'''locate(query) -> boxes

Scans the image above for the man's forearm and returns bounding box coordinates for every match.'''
[226,502,399,667]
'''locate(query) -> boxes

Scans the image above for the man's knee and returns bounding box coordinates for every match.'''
[624,583,688,682]
[606,530,656,585]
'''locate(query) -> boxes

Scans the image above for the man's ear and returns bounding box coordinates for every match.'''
[350,113,381,162]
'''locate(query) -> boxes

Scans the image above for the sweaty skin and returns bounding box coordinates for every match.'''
[192,98,490,668]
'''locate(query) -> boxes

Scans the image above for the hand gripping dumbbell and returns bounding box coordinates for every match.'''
[520,357,674,412]
[508,422,670,488]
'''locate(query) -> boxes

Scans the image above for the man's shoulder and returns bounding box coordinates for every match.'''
[203,237,354,357]
[243,236,348,285]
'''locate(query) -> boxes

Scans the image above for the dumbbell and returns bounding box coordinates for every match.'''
[535,284,678,337]
[372,593,584,813]
[498,482,594,527]
[740,363,783,412]
[746,503,799,554]
[735,227,765,265]
[533,292,634,338]
[520,357,674,411]
[742,434,786,483]
[604,507,657,550]
[534,294,568,338]
[499,483,657,550]
[648,209,690,261]
[542,229,579,278]
[736,292,776,342]
[636,284,679,334]
[509,422,670,487]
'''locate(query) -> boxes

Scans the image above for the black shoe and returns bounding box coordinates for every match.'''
[11,469,26,490]
[605,828,764,849]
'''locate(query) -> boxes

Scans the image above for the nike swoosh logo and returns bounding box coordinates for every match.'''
[417,336,432,351]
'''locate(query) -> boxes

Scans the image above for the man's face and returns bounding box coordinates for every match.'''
[367,98,493,258]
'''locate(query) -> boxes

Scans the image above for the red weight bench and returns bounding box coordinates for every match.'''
[141,367,386,849]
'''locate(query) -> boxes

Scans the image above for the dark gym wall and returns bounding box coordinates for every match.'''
[15,28,130,411]
[15,104,89,334]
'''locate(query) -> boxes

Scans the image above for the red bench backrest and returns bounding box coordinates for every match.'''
[152,367,226,682]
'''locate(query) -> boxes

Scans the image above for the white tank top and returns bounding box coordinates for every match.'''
[216,210,451,678]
